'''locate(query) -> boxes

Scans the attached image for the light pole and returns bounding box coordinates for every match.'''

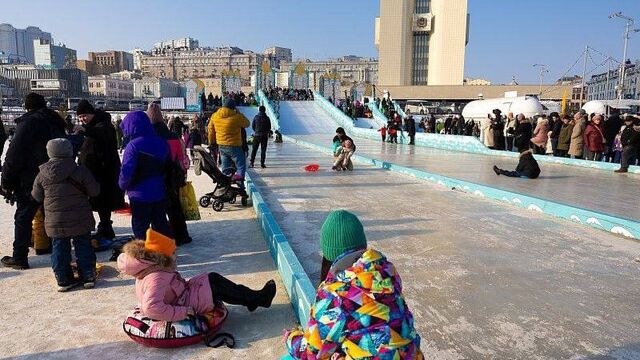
[533,64,549,97]
[609,12,640,100]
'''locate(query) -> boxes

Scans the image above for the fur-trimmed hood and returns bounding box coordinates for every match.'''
[117,240,176,279]
[519,149,534,158]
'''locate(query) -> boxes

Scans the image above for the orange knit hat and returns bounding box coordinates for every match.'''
[144,229,176,257]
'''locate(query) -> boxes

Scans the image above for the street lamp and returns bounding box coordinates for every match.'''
[609,12,640,99]
[533,64,549,97]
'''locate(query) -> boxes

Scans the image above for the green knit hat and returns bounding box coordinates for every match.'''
[320,210,367,262]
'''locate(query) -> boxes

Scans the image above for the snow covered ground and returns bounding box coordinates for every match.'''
[0,165,296,359]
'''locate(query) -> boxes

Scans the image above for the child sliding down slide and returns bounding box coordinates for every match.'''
[493,149,541,179]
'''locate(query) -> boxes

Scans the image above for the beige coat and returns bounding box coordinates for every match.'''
[568,118,586,157]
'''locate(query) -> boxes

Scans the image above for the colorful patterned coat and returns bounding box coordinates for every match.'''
[286,249,424,359]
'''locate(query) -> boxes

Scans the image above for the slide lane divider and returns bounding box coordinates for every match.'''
[283,135,640,240]
[245,174,315,326]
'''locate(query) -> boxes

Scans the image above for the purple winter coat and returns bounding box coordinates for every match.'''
[119,111,169,202]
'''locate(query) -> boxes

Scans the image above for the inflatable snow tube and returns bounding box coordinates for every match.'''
[123,303,228,348]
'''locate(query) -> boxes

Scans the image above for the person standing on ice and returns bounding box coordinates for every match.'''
[284,210,424,359]
[250,106,271,169]
[1,93,66,270]
[208,99,250,183]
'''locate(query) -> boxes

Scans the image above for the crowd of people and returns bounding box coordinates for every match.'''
[0,92,429,358]
[263,87,314,102]
[0,92,279,283]
[480,109,640,173]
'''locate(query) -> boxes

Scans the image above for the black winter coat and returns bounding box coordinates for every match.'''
[1,108,65,193]
[78,110,124,211]
[514,122,533,152]
[604,115,623,146]
[620,125,640,147]
[516,150,541,179]
[252,112,272,137]
[405,117,416,135]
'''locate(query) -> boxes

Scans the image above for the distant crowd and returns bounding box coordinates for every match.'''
[479,110,640,172]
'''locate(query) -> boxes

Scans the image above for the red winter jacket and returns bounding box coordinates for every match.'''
[584,123,606,152]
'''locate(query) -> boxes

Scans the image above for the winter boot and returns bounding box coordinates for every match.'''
[1,256,29,270]
[493,166,501,176]
[209,273,276,312]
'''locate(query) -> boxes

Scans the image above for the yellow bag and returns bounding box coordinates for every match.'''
[179,182,201,221]
[32,207,50,250]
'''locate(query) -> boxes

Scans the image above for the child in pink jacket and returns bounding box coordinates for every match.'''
[117,229,276,321]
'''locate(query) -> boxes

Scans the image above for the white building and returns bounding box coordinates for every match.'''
[88,75,133,99]
[279,56,378,85]
[153,37,199,51]
[33,39,77,69]
[133,77,181,99]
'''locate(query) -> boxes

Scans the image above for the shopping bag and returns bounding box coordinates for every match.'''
[32,207,50,251]
[179,182,201,221]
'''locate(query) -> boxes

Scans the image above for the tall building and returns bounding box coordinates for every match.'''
[263,46,293,68]
[375,0,468,86]
[0,24,52,64]
[33,39,77,69]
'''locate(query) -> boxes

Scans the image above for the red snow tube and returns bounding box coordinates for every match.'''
[304,164,320,172]
[123,304,229,348]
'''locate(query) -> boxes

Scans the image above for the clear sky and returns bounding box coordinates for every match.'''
[2,0,639,84]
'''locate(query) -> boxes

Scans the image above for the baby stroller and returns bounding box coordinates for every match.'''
[192,146,249,212]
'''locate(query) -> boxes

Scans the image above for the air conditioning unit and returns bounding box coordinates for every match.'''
[413,13,433,33]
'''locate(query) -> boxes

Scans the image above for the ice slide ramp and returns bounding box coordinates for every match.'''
[277,101,338,135]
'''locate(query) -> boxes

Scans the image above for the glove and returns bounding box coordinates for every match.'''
[0,187,15,206]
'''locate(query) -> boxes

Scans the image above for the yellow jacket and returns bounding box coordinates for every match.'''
[208,107,250,146]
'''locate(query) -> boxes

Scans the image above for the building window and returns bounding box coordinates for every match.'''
[412,34,429,85]
[415,0,430,13]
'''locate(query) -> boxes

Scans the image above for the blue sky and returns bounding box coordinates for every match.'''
[2,0,639,84]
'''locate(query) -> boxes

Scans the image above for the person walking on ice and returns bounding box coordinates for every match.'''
[493,148,541,179]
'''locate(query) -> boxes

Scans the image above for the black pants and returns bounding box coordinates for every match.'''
[13,188,39,263]
[620,145,638,170]
[167,189,190,243]
[495,167,526,178]
[409,134,415,145]
[250,135,268,166]
[130,200,172,240]
[208,272,260,307]
[506,137,514,152]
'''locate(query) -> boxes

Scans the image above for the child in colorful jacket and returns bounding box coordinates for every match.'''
[284,210,424,359]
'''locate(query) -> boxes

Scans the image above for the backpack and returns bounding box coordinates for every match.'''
[165,158,187,190]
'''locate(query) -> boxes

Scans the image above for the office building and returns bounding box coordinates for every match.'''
[375,0,468,86]
[0,24,52,64]
[33,39,77,69]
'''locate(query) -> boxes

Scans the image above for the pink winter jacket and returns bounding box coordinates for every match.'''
[117,242,213,322]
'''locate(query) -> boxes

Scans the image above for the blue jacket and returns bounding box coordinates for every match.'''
[119,111,169,202]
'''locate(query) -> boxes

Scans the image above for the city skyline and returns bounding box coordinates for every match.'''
[1,0,640,84]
